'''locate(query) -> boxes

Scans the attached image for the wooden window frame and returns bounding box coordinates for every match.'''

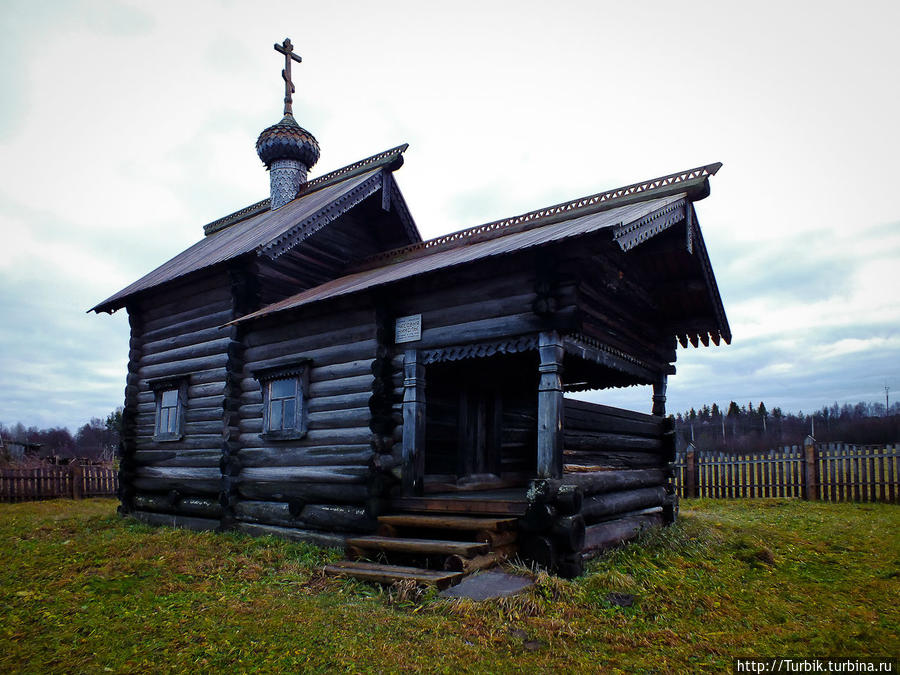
[149,378,187,442]
[255,362,310,442]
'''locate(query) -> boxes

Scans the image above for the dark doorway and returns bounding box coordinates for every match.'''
[424,352,538,491]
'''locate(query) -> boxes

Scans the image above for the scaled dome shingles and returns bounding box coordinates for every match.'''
[256,114,321,169]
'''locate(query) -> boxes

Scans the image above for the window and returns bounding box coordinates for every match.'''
[256,362,309,441]
[150,379,186,442]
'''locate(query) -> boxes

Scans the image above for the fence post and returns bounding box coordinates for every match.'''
[71,464,83,499]
[685,443,697,499]
[803,436,818,501]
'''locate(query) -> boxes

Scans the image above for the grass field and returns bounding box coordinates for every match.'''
[1,499,897,674]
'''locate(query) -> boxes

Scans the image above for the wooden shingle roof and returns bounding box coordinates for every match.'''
[90,145,416,314]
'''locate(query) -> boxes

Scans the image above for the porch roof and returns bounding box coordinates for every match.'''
[231,193,685,325]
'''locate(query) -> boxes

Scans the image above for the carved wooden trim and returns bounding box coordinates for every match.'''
[612,199,686,252]
[421,336,538,365]
[562,334,656,382]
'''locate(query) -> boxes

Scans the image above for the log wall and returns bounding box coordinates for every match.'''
[122,271,234,526]
[521,400,675,578]
[232,300,381,543]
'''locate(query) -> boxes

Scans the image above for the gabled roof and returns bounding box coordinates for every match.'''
[90,145,419,313]
[232,163,730,348]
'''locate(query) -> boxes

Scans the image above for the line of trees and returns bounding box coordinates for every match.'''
[0,409,122,464]
[675,400,900,454]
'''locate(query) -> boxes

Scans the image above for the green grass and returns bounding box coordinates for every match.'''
[1,499,897,674]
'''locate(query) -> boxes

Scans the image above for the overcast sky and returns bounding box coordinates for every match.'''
[1,0,898,431]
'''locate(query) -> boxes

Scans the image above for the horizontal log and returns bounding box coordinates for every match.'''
[234,501,375,532]
[308,407,370,429]
[178,496,223,518]
[564,411,662,438]
[131,466,221,495]
[135,435,224,451]
[240,466,369,484]
[235,522,346,549]
[237,427,373,447]
[582,510,664,558]
[310,360,374,383]
[563,431,662,452]
[564,399,660,425]
[131,510,219,532]
[237,446,373,468]
[563,450,665,470]
[138,352,228,381]
[392,268,534,316]
[141,309,234,344]
[139,276,230,321]
[416,311,573,350]
[140,295,231,334]
[236,481,370,504]
[309,374,375,399]
[132,493,176,512]
[244,339,377,373]
[133,449,222,467]
[529,468,666,501]
[244,308,374,348]
[140,337,233,368]
[141,325,228,358]
[309,391,372,413]
[419,291,536,332]
[581,486,667,524]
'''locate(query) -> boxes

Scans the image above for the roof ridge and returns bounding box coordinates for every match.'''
[202,143,409,236]
[353,162,721,271]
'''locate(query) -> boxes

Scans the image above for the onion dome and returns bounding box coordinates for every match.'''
[255,114,320,169]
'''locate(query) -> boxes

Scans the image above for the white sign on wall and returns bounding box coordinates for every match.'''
[394,314,422,343]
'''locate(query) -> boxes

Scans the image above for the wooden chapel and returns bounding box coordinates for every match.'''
[93,39,730,583]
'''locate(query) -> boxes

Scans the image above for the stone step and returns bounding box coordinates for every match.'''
[377,514,519,532]
[346,535,490,557]
[324,560,463,590]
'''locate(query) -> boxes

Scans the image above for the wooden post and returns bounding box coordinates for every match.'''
[71,464,83,500]
[537,331,564,478]
[803,435,819,501]
[685,443,697,499]
[402,349,426,496]
[651,373,667,417]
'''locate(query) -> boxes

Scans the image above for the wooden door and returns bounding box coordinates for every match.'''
[457,385,503,483]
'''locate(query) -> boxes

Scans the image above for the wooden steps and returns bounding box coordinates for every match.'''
[324,560,462,590]
[324,506,523,588]
[377,514,519,531]
[346,536,489,557]
[392,495,526,516]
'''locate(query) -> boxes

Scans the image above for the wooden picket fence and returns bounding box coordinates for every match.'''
[0,464,118,502]
[674,441,899,502]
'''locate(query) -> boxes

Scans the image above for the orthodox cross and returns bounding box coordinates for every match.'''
[274,38,302,116]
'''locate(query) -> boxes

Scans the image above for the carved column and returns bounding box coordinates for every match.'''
[402,349,426,496]
[537,331,564,478]
[652,373,668,417]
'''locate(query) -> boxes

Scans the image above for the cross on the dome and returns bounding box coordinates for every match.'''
[274,38,303,116]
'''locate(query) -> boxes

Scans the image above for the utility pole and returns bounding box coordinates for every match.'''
[886,384,890,416]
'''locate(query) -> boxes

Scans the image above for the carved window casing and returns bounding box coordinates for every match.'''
[256,362,310,441]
